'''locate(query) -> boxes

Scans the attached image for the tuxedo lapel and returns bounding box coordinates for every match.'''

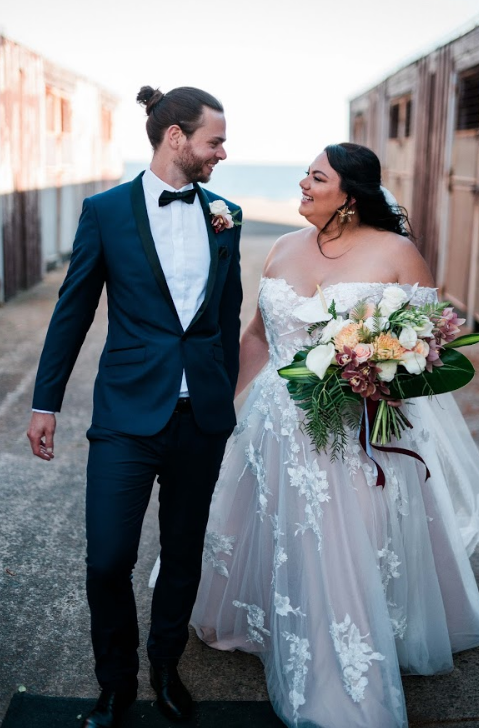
[130,173,182,327]
[187,183,219,331]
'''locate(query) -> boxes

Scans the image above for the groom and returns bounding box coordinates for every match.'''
[27,85,242,727]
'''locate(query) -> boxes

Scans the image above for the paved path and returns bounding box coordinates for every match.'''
[1,219,479,727]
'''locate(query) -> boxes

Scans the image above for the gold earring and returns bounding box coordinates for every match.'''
[337,205,355,224]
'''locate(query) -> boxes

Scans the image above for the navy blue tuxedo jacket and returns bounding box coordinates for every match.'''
[32,173,243,436]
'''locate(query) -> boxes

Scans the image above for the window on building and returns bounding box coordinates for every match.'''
[389,104,400,139]
[45,86,72,135]
[101,107,112,143]
[61,98,72,133]
[389,96,412,140]
[405,99,412,137]
[46,87,57,133]
[456,67,479,131]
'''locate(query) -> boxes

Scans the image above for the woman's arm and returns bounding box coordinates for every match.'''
[235,231,298,397]
[235,304,269,398]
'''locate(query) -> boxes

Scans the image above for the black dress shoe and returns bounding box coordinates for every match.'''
[82,688,136,727]
[150,662,193,721]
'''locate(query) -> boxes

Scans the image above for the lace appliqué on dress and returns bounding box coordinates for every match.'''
[274,593,306,617]
[233,601,271,646]
[330,614,385,703]
[288,458,331,551]
[281,632,312,720]
[243,441,271,520]
[377,540,401,590]
[202,531,236,578]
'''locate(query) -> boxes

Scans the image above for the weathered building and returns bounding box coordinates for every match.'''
[0,35,121,302]
[350,24,479,327]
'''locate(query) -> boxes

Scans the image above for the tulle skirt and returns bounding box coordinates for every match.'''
[190,365,479,728]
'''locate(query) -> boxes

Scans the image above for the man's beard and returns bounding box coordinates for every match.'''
[176,145,215,183]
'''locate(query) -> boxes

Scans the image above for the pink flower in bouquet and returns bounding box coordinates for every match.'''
[435,308,466,344]
[353,343,375,363]
[373,333,406,361]
[425,338,443,372]
[336,346,357,367]
[413,339,430,358]
[334,323,361,352]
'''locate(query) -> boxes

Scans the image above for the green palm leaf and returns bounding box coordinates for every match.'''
[388,348,475,399]
[444,333,479,349]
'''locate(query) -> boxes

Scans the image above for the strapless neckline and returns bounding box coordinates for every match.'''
[260,276,437,301]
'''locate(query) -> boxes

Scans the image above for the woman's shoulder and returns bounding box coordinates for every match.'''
[372,230,435,286]
[274,227,310,247]
[262,227,311,273]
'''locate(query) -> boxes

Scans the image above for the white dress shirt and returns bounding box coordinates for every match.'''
[142,167,210,396]
[34,168,210,412]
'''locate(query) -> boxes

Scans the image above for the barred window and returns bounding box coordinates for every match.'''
[405,99,412,137]
[389,96,412,140]
[101,107,112,142]
[61,98,72,133]
[389,103,400,139]
[456,67,479,131]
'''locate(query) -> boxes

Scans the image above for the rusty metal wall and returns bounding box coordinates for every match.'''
[349,25,479,326]
[409,46,453,275]
[0,36,121,303]
[0,37,43,301]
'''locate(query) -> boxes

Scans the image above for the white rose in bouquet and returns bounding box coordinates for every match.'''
[400,350,427,374]
[378,286,409,317]
[414,317,435,338]
[376,360,398,382]
[398,326,417,350]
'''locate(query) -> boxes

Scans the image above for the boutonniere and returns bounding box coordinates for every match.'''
[209,200,242,234]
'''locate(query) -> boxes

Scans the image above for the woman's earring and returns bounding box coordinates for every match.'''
[337,205,355,224]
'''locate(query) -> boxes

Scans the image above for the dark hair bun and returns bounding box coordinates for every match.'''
[136,86,164,114]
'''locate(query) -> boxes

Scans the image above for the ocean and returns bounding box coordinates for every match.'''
[122,161,306,202]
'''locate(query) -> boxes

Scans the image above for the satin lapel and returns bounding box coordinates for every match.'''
[187,183,219,331]
[130,173,182,326]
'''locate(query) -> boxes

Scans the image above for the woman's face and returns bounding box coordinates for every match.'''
[299,151,347,224]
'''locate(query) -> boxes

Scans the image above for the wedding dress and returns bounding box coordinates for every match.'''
[189,278,479,728]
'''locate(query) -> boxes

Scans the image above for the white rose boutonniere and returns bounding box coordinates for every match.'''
[209,200,241,234]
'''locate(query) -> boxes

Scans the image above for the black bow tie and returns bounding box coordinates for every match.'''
[158,188,197,207]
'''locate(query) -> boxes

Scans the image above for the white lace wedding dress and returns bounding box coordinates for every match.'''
[189,278,479,728]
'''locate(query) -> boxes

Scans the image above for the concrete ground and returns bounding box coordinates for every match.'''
[1,219,479,727]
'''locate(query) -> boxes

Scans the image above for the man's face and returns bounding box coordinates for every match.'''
[175,107,227,183]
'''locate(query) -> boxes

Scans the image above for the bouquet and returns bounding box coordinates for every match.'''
[278,284,479,466]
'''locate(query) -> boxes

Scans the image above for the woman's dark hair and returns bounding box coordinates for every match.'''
[323,142,412,239]
[136,86,224,149]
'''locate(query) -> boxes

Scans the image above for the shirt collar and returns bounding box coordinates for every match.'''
[143,167,194,202]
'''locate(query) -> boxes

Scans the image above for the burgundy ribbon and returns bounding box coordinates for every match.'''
[359,399,431,487]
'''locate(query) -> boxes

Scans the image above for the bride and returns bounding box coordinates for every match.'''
[189,142,479,727]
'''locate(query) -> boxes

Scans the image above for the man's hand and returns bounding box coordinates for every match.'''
[27,412,56,461]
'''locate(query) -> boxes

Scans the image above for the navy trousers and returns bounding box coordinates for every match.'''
[85,407,229,690]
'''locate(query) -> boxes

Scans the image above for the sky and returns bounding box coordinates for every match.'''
[1,0,479,164]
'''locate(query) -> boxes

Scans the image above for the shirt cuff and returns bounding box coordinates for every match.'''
[32,409,56,414]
